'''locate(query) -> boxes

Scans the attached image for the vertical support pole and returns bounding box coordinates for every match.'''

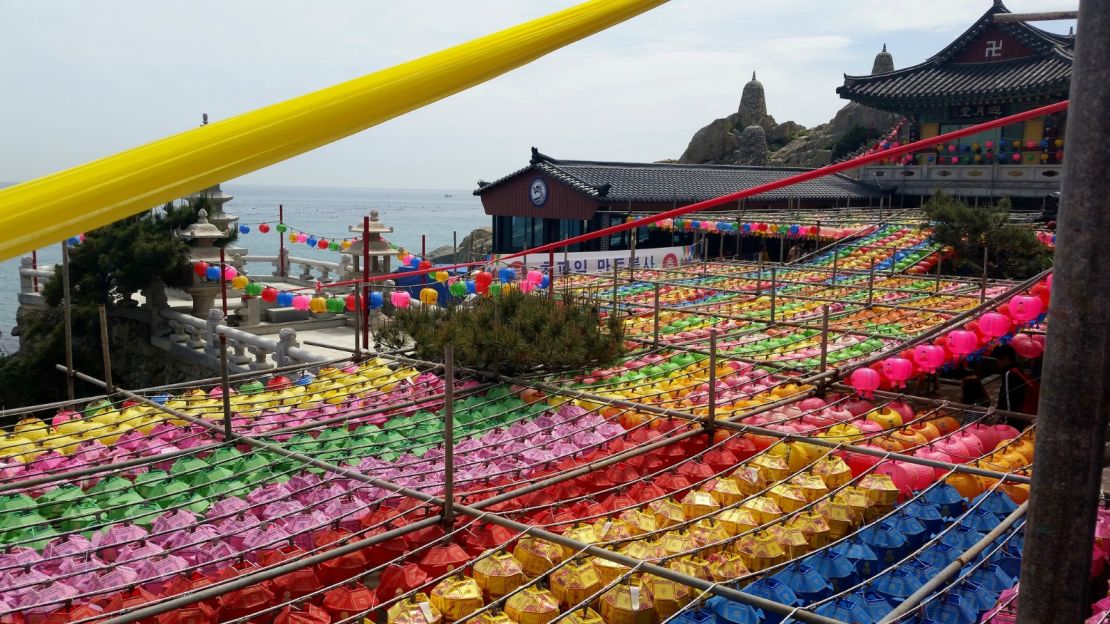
[353,284,363,361]
[98,304,114,393]
[61,242,74,401]
[769,268,777,323]
[890,247,898,277]
[652,283,661,349]
[612,263,619,313]
[707,329,718,430]
[867,260,876,307]
[756,257,763,296]
[702,233,709,276]
[818,305,830,373]
[218,334,233,440]
[453,230,458,264]
[935,256,943,294]
[629,225,637,283]
[278,204,286,278]
[548,249,555,300]
[31,250,38,292]
[719,228,725,260]
[1018,4,1110,620]
[779,230,785,263]
[443,345,455,528]
[362,216,370,351]
[219,246,228,316]
[980,245,989,303]
[421,234,427,285]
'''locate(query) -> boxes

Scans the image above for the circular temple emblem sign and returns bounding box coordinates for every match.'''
[529,177,548,208]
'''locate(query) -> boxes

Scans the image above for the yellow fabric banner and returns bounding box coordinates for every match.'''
[0,0,665,260]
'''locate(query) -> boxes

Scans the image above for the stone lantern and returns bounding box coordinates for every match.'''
[177,208,227,317]
[340,210,400,280]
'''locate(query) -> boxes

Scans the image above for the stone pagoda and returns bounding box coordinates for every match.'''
[340,210,400,280]
[187,183,246,267]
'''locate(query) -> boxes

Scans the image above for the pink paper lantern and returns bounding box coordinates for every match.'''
[848,368,881,399]
[880,357,914,388]
[222,265,238,280]
[978,312,1012,338]
[912,344,946,374]
[950,156,959,165]
[1009,295,1044,322]
[391,291,411,308]
[526,270,544,285]
[296,232,308,243]
[945,330,979,357]
[1011,333,1044,359]
[1012,153,1022,162]
[292,295,310,311]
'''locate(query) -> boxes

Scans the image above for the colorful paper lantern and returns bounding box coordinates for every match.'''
[978,312,1011,338]
[1009,295,1043,322]
[945,330,978,357]
[258,223,270,233]
[848,368,881,399]
[419,288,438,306]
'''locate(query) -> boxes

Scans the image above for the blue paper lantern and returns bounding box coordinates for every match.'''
[67,236,81,246]
[205,266,221,280]
[369,291,384,309]
[306,237,317,247]
[973,490,1019,516]
[151,393,170,405]
[465,280,477,294]
[410,257,422,268]
[815,596,875,624]
[924,483,966,518]
[540,276,550,288]
[498,267,515,283]
[706,596,762,624]
[276,292,294,306]
[924,593,979,624]
[239,224,250,234]
[670,607,715,624]
[742,223,752,232]
[294,373,314,386]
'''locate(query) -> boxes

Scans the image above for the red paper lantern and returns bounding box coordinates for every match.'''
[259,223,271,234]
[377,564,429,600]
[275,604,331,624]
[261,287,279,303]
[193,261,209,277]
[321,584,378,622]
[978,312,1011,338]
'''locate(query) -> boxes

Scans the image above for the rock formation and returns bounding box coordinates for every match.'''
[677,54,900,168]
[428,226,493,264]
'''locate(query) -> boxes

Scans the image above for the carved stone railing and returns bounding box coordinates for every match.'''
[244,251,349,285]
[18,258,56,305]
[161,307,328,372]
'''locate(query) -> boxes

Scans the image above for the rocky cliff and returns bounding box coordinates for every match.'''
[677,53,900,168]
[428,227,493,264]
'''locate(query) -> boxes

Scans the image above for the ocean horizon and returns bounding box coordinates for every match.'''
[0,183,488,353]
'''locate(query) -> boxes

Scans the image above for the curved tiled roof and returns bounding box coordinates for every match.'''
[838,2,1073,110]
[475,151,886,202]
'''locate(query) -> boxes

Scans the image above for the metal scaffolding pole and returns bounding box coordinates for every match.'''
[1019,2,1110,621]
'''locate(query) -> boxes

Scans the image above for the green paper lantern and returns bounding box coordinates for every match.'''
[0,493,37,514]
[276,223,288,233]
[89,476,134,505]
[37,485,85,519]
[56,499,102,533]
[328,241,341,251]
[245,282,264,296]
[133,470,170,499]
[326,297,346,313]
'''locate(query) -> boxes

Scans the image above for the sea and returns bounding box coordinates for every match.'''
[0,184,487,354]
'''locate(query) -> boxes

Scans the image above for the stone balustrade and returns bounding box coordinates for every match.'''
[244,250,351,285]
[17,258,56,305]
[161,307,328,372]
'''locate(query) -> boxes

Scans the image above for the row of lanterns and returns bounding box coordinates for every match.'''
[238,222,358,252]
[646,218,869,240]
[849,280,1051,397]
[189,261,552,312]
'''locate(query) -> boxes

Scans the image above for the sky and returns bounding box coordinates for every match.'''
[0,0,1076,191]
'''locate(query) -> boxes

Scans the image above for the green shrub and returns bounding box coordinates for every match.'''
[924,192,1053,279]
[377,290,625,374]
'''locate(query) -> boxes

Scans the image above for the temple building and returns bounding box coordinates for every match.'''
[475,148,886,255]
[839,1,1071,202]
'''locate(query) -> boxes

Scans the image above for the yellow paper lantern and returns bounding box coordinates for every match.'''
[732,532,785,572]
[618,509,657,536]
[708,477,744,506]
[647,498,685,529]
[231,275,250,289]
[858,473,901,508]
[420,287,439,306]
[14,418,49,441]
[812,456,853,489]
[435,270,450,283]
[309,296,328,313]
[789,473,830,503]
[550,560,602,609]
[689,518,730,554]
[591,556,631,585]
[665,555,712,580]
[731,466,767,496]
[599,582,656,624]
[680,490,720,521]
[785,511,832,548]
[769,484,808,513]
[741,496,782,525]
[430,575,484,622]
[704,551,749,582]
[472,551,524,600]
[512,537,563,579]
[559,607,604,624]
[464,611,518,624]
[504,586,560,624]
[751,454,790,483]
[638,575,691,621]
[716,507,760,537]
[388,594,443,624]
